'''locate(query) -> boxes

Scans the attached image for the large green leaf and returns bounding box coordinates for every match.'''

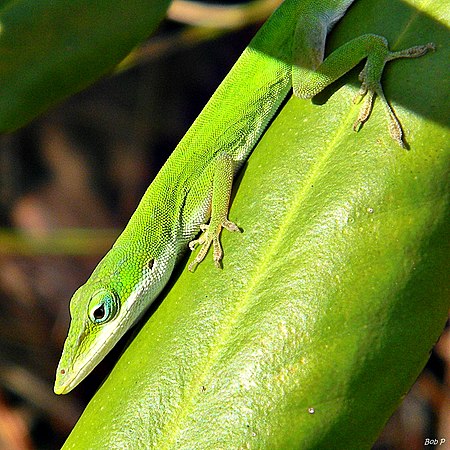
[63,0,449,448]
[0,0,171,133]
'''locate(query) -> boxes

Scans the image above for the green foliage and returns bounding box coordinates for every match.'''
[60,0,448,448]
[0,0,171,133]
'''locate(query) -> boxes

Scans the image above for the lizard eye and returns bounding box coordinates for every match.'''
[88,289,119,324]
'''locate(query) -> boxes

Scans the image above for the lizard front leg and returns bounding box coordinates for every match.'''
[188,153,240,271]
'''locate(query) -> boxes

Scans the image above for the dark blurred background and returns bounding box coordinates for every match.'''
[0,2,448,448]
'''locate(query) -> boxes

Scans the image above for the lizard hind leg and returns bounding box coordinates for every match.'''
[352,41,436,147]
[291,30,435,147]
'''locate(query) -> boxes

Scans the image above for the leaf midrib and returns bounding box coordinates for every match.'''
[156,93,356,449]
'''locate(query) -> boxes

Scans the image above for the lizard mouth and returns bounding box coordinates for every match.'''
[53,262,170,395]
[54,316,129,395]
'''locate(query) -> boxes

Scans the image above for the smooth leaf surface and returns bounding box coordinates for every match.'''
[63,0,449,448]
[0,0,171,133]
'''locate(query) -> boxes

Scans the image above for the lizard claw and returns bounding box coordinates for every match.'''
[188,219,240,271]
[352,41,435,147]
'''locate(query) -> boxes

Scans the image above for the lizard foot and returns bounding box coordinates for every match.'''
[188,219,240,271]
[352,42,435,147]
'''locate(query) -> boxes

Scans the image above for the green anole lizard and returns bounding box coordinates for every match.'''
[54,0,434,394]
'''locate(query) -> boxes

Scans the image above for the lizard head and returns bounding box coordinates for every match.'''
[54,244,174,394]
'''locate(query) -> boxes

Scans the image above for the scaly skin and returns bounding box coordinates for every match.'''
[54,0,434,394]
